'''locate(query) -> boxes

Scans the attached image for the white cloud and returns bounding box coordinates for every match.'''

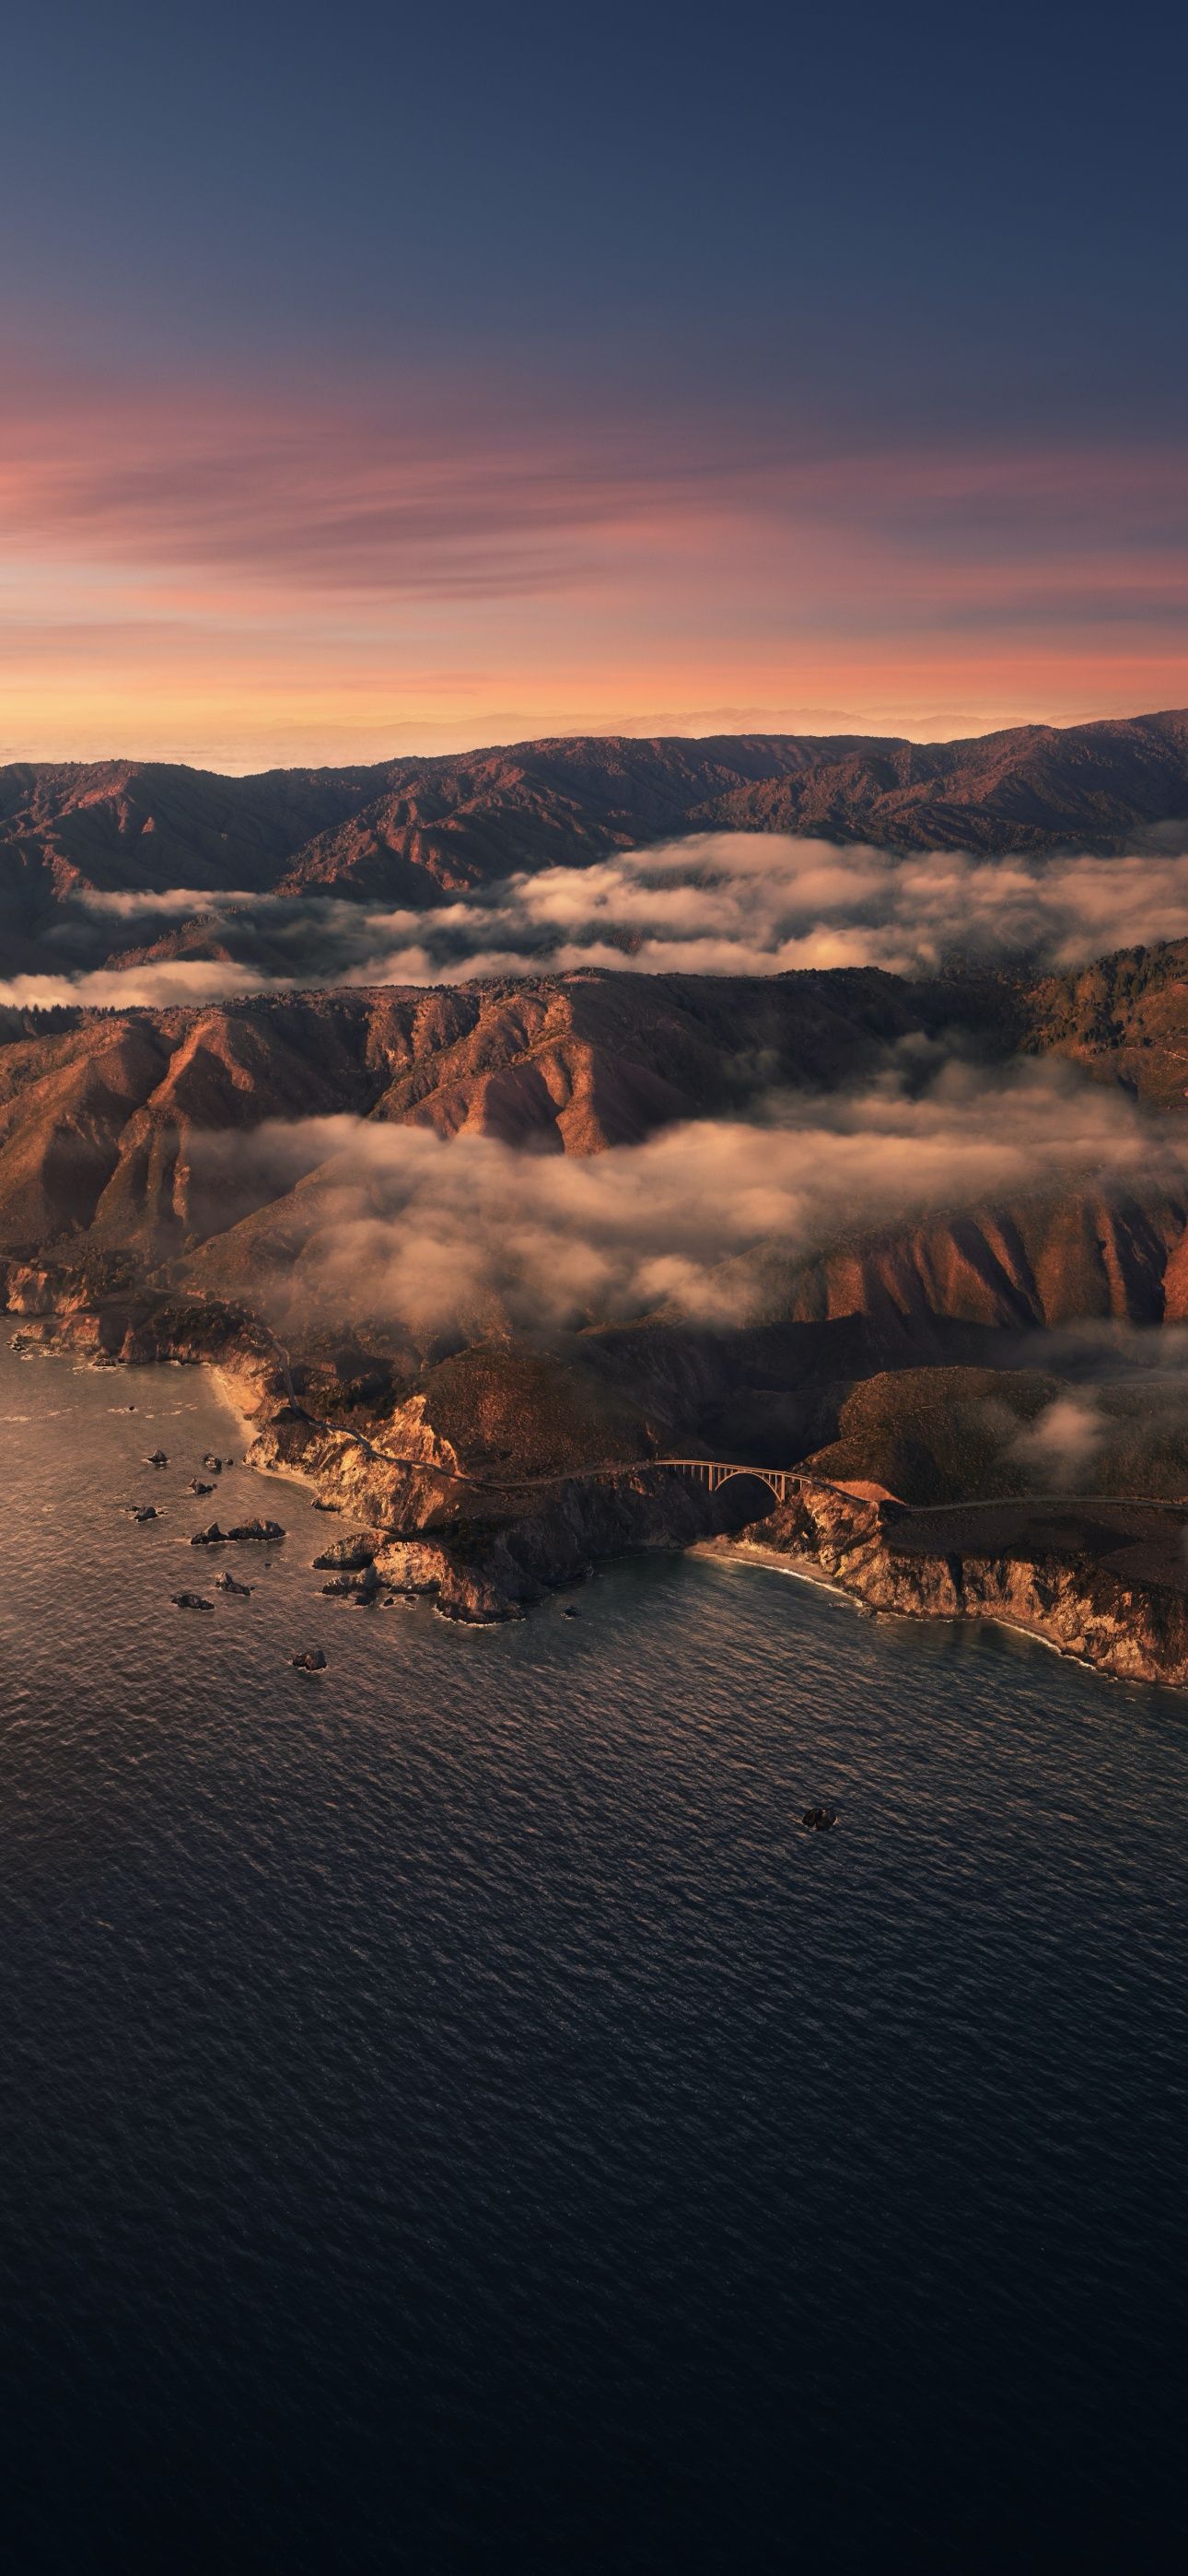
[75,886,262,918]
[348,834,1188,983]
[0,960,291,1011]
[13,830,1188,1013]
[192,1060,1175,1336]
[1009,1394,1107,1484]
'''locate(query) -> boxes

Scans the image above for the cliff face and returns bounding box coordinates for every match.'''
[245,1399,728,1622]
[739,1480,1188,1688]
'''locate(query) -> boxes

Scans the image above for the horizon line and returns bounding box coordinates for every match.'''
[4,701,1188,784]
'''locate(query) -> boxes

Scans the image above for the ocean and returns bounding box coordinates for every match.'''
[0,1346,1183,2572]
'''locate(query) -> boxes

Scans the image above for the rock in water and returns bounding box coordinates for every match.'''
[215,1571,252,1596]
[146,1448,169,1468]
[171,1592,213,1611]
[189,1479,215,1495]
[312,1534,377,1572]
[291,1647,327,1672]
[228,1517,285,1543]
[320,1563,381,1601]
[190,1523,228,1546]
[800,1806,838,1832]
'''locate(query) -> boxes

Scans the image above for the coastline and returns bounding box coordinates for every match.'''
[690,1535,859,1605]
[207,1363,261,1453]
[7,1276,1188,1685]
[707,1483,1188,1694]
[691,1534,1078,1665]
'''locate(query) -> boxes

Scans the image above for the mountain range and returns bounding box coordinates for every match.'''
[5,944,1188,1314]
[8,712,1188,1656]
[5,708,1188,975]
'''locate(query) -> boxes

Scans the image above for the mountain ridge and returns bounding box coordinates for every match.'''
[5,712,1188,970]
[4,945,1188,1283]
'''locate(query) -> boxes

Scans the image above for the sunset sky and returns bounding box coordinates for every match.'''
[4,0,1186,768]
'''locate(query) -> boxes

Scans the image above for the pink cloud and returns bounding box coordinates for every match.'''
[0,350,1182,613]
[0,346,1185,763]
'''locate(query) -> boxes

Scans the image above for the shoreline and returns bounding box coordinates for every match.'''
[713,1485,1188,1696]
[207,1363,259,1451]
[8,1315,1188,1689]
[691,1534,1079,1665]
[689,1534,858,1604]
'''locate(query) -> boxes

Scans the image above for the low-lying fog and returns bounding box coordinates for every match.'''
[9,830,1188,1010]
[187,1061,1183,1337]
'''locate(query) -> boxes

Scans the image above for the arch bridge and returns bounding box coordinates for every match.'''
[594,1457,795,1505]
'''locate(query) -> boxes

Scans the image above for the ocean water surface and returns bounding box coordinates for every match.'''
[0,1347,1184,2572]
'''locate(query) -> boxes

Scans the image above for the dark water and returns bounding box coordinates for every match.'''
[0,1350,1184,2574]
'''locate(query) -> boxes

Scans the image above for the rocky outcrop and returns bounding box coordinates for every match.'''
[4,1264,63,1316]
[191,1514,283,1545]
[248,1408,459,1528]
[250,1397,732,1619]
[361,1469,728,1622]
[734,1477,1188,1687]
[320,1559,382,1601]
[370,1537,519,1622]
[312,1532,380,1572]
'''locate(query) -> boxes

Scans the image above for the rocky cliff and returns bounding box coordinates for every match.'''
[732,1478,1188,1687]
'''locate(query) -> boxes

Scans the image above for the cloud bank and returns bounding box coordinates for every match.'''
[0,960,288,1012]
[11,831,1188,1013]
[192,1061,1176,1337]
[346,835,1188,984]
[1008,1393,1107,1483]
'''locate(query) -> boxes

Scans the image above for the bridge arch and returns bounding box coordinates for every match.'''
[705,1464,786,1503]
[647,1458,793,1514]
[704,1467,786,1523]
[587,1457,799,1513]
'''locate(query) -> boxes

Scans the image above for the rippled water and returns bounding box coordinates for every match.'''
[0,1347,1184,2573]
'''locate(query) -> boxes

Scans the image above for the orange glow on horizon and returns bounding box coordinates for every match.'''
[4,646,1188,772]
[2,354,1185,768]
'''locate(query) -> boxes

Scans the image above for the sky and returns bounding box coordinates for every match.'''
[2,0,1186,768]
